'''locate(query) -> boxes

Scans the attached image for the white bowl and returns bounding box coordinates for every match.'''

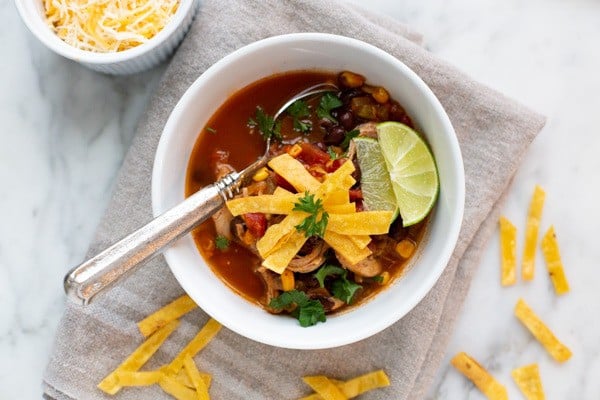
[152,33,465,349]
[15,0,199,75]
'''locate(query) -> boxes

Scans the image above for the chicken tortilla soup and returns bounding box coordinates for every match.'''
[185,70,438,327]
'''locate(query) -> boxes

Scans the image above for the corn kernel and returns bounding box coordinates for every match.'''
[379,271,390,284]
[395,239,416,259]
[281,269,295,291]
[371,87,389,104]
[252,167,269,182]
[287,144,302,157]
[339,71,366,88]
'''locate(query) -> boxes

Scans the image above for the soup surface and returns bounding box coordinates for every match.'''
[186,70,429,326]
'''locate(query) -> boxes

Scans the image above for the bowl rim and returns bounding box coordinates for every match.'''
[152,32,465,349]
[14,0,195,64]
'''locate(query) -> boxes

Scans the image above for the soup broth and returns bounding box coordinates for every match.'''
[186,70,428,322]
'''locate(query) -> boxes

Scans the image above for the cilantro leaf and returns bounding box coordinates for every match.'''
[294,300,326,327]
[372,275,384,284]
[340,129,360,150]
[269,290,307,309]
[269,290,326,327]
[248,107,282,141]
[331,278,362,304]
[287,99,312,134]
[327,146,339,160]
[314,264,363,304]
[314,265,345,288]
[215,235,229,250]
[316,92,343,122]
[293,192,329,238]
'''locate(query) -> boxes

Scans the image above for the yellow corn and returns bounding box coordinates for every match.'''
[371,87,389,104]
[281,269,295,291]
[287,144,302,157]
[395,239,416,259]
[379,271,390,284]
[339,71,365,88]
[252,167,269,182]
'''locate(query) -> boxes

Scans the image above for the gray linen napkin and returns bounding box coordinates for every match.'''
[43,1,546,399]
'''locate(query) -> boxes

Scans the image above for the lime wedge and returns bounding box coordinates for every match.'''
[376,122,439,226]
[353,137,398,217]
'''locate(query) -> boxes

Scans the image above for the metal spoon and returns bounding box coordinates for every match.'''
[64,82,338,305]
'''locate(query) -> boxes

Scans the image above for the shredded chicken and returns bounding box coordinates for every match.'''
[288,240,328,273]
[306,287,345,312]
[256,267,283,312]
[336,252,382,277]
[346,122,378,160]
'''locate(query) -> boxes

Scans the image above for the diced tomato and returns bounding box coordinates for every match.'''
[297,142,330,165]
[325,158,346,172]
[349,189,363,201]
[354,200,365,212]
[242,213,267,238]
[274,174,296,192]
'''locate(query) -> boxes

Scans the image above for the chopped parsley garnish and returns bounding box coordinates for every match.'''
[214,235,230,250]
[372,275,384,284]
[316,92,343,122]
[205,126,217,134]
[248,106,282,141]
[293,192,329,238]
[340,129,360,150]
[269,290,326,327]
[314,264,362,304]
[286,99,312,134]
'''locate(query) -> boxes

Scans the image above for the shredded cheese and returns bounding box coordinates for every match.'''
[44,0,180,52]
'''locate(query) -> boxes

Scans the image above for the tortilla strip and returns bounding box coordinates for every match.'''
[137,295,197,337]
[499,216,517,286]
[316,160,355,199]
[165,318,222,374]
[324,231,372,265]
[262,230,309,274]
[300,370,390,400]
[326,203,356,214]
[98,320,179,394]
[522,185,545,280]
[114,370,162,387]
[540,225,570,295]
[256,212,307,258]
[327,211,393,235]
[514,299,571,362]
[183,356,210,400]
[268,154,321,193]
[302,376,347,400]
[451,352,508,400]
[346,235,371,249]
[511,364,545,400]
[226,193,298,216]
[172,366,212,390]
[323,190,350,207]
[159,374,198,400]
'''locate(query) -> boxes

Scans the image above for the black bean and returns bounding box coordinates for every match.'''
[318,118,334,132]
[338,110,354,130]
[340,89,364,106]
[323,125,346,145]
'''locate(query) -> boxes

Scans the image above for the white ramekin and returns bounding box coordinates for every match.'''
[152,33,465,349]
[15,0,199,75]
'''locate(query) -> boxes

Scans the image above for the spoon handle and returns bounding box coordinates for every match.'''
[64,173,240,305]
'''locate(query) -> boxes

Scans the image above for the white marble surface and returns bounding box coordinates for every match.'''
[2,0,599,398]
